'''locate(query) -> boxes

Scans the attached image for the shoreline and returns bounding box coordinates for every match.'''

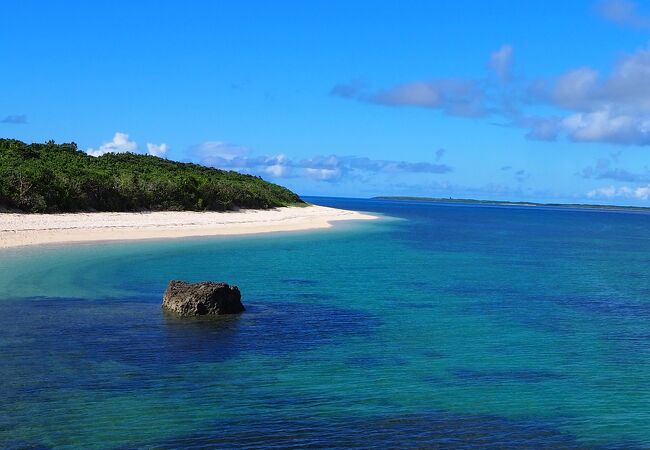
[0,205,379,249]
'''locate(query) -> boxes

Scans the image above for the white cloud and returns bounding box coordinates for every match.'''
[264,165,289,177]
[524,44,650,145]
[504,43,650,146]
[562,109,650,144]
[261,154,292,177]
[146,143,169,157]
[636,185,650,199]
[588,186,619,198]
[587,184,650,200]
[303,167,342,181]
[546,47,650,115]
[87,132,137,157]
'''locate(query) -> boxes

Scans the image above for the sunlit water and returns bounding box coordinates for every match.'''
[1,197,649,449]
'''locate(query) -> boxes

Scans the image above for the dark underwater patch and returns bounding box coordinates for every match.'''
[0,440,53,450]
[0,296,380,399]
[422,349,446,358]
[396,280,431,288]
[542,294,650,319]
[600,329,650,366]
[281,278,319,286]
[443,284,521,297]
[401,301,437,309]
[450,368,565,383]
[345,354,406,368]
[453,292,576,335]
[293,292,337,301]
[123,411,628,449]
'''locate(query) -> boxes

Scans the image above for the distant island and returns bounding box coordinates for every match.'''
[0,139,303,213]
[374,196,650,212]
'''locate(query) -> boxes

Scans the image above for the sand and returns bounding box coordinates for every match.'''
[0,205,378,249]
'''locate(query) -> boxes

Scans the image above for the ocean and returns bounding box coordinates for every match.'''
[1,197,649,448]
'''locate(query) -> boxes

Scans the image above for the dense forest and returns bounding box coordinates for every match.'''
[0,139,304,213]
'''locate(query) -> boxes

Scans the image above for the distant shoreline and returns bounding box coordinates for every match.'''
[374,196,650,212]
[0,205,378,249]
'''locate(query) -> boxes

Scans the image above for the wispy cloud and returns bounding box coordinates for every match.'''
[1,114,27,124]
[514,169,529,182]
[191,141,249,164]
[500,165,530,182]
[331,45,518,119]
[189,141,291,177]
[597,0,650,29]
[334,42,650,147]
[581,155,650,182]
[583,149,650,200]
[332,78,487,117]
[489,44,514,82]
[191,141,452,182]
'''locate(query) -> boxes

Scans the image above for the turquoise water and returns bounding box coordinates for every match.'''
[1,197,649,448]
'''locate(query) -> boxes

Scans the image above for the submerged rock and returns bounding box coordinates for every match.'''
[162,280,245,317]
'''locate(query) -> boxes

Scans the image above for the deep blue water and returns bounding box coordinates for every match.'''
[1,197,649,448]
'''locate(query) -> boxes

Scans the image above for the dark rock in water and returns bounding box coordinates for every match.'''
[162,280,245,317]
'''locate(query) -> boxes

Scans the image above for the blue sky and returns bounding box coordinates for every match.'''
[5,0,650,204]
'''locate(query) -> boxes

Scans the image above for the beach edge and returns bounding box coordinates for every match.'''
[0,205,379,249]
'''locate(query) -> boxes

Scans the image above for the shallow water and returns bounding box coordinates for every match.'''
[1,197,649,448]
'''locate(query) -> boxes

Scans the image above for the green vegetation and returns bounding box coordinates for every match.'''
[0,139,304,213]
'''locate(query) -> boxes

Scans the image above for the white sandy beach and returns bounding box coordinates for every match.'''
[0,205,378,249]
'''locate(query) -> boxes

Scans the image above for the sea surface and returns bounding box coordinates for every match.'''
[1,197,649,449]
